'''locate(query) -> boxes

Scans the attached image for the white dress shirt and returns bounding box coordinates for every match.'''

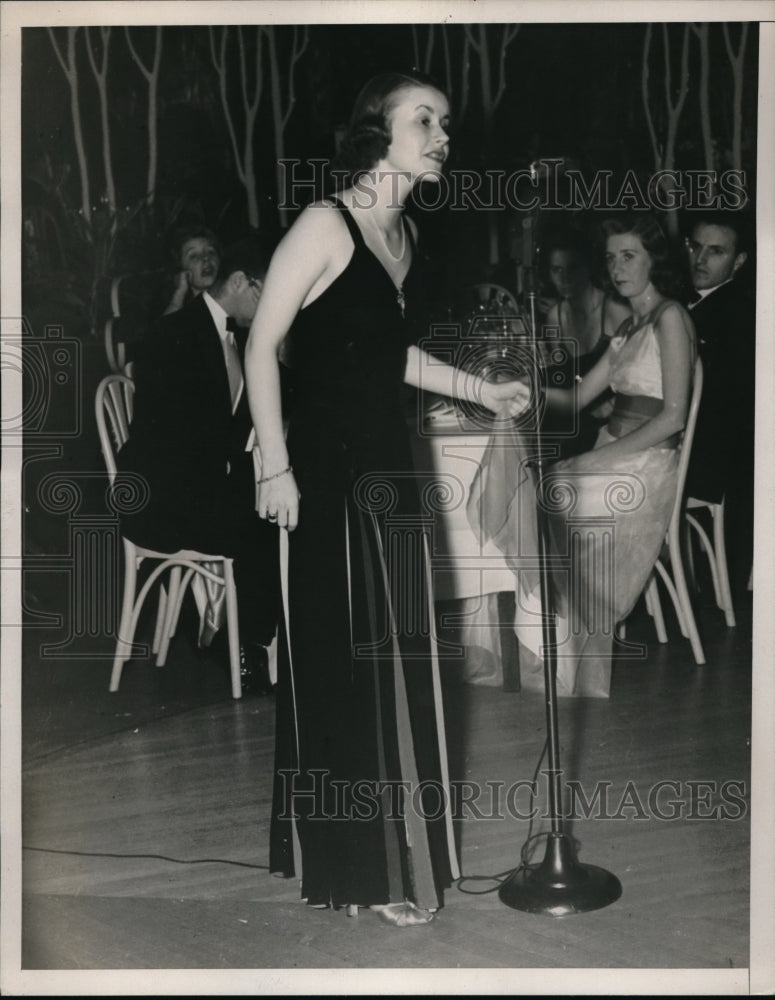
[202,291,243,412]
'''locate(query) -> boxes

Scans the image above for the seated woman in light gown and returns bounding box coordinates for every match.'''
[539,228,631,459]
[506,214,696,697]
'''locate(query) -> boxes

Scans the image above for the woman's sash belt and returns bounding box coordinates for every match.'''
[607,393,680,449]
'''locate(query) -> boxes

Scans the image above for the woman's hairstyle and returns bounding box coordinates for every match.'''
[331,70,447,185]
[600,214,688,300]
[168,225,222,268]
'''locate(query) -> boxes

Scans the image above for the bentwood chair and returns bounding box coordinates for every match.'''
[639,357,706,664]
[102,271,165,373]
[103,275,129,373]
[684,496,736,627]
[95,373,243,698]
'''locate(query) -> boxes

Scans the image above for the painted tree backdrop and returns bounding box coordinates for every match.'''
[23,21,758,332]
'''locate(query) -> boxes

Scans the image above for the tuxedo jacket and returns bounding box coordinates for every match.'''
[686,277,756,504]
[117,294,256,554]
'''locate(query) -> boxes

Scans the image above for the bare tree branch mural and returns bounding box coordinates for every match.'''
[690,23,714,172]
[641,22,691,234]
[46,26,91,224]
[265,25,309,228]
[722,22,749,173]
[459,27,471,123]
[464,23,520,264]
[641,24,661,169]
[466,23,519,146]
[124,26,163,207]
[411,24,436,74]
[440,25,452,102]
[661,22,691,184]
[84,27,117,219]
[209,25,264,230]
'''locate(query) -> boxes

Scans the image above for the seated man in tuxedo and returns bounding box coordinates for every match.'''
[118,238,279,691]
[684,210,755,595]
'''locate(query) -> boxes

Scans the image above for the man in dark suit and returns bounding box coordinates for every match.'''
[684,211,755,595]
[118,239,279,690]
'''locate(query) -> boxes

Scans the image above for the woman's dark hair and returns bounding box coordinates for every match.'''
[600,214,687,300]
[168,225,222,268]
[331,71,447,186]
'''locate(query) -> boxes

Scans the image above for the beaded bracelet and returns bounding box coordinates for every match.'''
[257,465,293,485]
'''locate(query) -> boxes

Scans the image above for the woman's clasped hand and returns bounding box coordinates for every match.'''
[479,377,533,421]
[257,467,300,531]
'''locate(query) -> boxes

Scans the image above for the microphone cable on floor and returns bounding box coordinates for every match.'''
[455,737,550,896]
[22,845,271,871]
[25,736,554,889]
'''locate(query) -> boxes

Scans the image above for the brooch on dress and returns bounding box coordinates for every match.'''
[396,285,405,318]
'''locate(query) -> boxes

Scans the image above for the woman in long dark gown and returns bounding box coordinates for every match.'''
[244,72,524,926]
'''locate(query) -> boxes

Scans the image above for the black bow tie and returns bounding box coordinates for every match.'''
[687,290,702,306]
[225,317,239,333]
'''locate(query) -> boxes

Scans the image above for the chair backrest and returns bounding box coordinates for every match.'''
[95,373,135,483]
[669,355,703,533]
[104,316,127,374]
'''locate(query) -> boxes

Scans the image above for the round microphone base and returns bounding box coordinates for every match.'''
[498,832,622,917]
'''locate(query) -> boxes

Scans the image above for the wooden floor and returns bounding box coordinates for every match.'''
[17,573,753,987]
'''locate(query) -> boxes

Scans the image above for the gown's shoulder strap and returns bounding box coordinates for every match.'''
[326,195,366,248]
[649,297,682,328]
[648,298,697,363]
[404,213,418,256]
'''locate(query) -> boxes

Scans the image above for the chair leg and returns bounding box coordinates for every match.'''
[191,573,209,644]
[669,534,706,666]
[712,503,736,628]
[151,584,168,655]
[653,560,705,664]
[204,560,227,638]
[645,574,668,644]
[223,559,242,699]
[156,566,182,667]
[687,512,722,608]
[168,567,196,640]
[655,558,689,638]
[110,544,138,692]
[683,516,697,592]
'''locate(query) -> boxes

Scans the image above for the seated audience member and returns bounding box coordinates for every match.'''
[684,211,755,594]
[162,225,222,315]
[118,239,279,692]
[540,228,631,458]
[509,215,696,697]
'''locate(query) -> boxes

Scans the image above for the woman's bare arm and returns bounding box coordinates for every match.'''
[244,204,351,529]
[567,303,694,469]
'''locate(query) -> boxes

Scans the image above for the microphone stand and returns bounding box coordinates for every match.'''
[497,241,621,917]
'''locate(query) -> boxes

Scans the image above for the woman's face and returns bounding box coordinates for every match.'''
[605,233,653,300]
[548,250,590,299]
[381,85,450,182]
[180,237,220,292]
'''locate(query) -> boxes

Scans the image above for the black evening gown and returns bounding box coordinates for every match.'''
[269,198,459,910]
